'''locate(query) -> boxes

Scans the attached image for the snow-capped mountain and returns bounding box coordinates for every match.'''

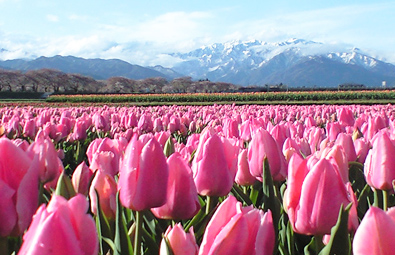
[169,39,395,87]
[1,38,395,88]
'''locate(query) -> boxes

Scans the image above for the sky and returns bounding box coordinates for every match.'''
[0,0,394,66]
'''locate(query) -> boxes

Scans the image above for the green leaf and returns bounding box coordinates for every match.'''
[94,190,113,255]
[261,157,281,234]
[161,237,175,255]
[54,171,76,199]
[231,184,253,206]
[303,237,316,255]
[114,192,133,255]
[163,137,175,157]
[318,204,351,255]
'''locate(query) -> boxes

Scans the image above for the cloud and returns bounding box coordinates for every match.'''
[68,14,90,22]
[112,11,216,52]
[1,3,395,66]
[228,2,394,45]
[46,14,59,22]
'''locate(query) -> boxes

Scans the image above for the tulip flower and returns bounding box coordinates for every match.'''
[69,118,89,141]
[151,153,200,220]
[235,149,256,186]
[23,118,36,139]
[191,129,237,197]
[199,195,274,255]
[71,162,94,196]
[89,170,117,220]
[222,118,240,138]
[365,115,387,141]
[334,133,357,162]
[160,224,199,255]
[337,107,355,127]
[319,144,349,183]
[18,194,98,255]
[118,134,168,211]
[364,130,395,190]
[248,128,287,181]
[26,131,63,183]
[137,113,153,133]
[0,138,39,237]
[86,138,124,176]
[92,112,110,132]
[353,206,395,255]
[284,154,352,235]
[354,137,370,164]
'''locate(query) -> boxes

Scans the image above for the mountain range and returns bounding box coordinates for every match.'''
[1,38,395,88]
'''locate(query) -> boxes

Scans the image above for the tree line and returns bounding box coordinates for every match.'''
[0,68,239,94]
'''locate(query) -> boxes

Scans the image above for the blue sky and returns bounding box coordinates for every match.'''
[0,0,394,66]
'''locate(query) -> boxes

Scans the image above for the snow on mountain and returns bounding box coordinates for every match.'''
[168,38,395,87]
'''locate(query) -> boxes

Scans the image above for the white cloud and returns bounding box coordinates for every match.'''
[46,14,59,22]
[1,3,395,66]
[68,14,90,22]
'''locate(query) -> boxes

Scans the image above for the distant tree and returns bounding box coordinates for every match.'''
[169,76,192,93]
[139,77,168,93]
[100,77,138,93]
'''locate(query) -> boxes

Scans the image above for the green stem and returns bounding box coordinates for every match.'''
[0,236,8,255]
[314,234,324,254]
[134,211,142,255]
[206,196,212,215]
[373,189,379,208]
[205,196,218,215]
[383,189,389,211]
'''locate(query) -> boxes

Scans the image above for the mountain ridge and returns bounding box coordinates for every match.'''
[1,38,395,88]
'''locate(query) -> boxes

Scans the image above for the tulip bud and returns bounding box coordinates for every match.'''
[119,134,168,211]
[160,224,198,255]
[18,194,99,255]
[151,153,200,220]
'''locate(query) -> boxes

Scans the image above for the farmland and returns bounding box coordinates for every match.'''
[0,93,395,254]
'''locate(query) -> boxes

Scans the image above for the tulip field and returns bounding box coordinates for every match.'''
[1,102,395,255]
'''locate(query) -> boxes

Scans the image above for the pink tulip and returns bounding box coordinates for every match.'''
[223,118,240,138]
[26,131,63,183]
[151,153,200,220]
[235,149,256,186]
[160,224,199,255]
[334,133,357,162]
[284,154,352,235]
[153,118,164,132]
[199,195,274,255]
[86,138,124,176]
[92,112,109,132]
[353,206,395,255]
[0,138,39,237]
[337,107,355,127]
[89,170,117,220]
[191,129,236,196]
[326,122,342,141]
[118,134,168,211]
[319,144,349,183]
[354,138,370,164]
[18,194,98,255]
[304,126,325,154]
[23,119,36,139]
[137,113,153,133]
[248,128,287,181]
[69,118,89,141]
[71,162,94,196]
[365,115,387,141]
[364,130,395,190]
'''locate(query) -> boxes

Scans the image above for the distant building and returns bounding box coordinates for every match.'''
[338,83,366,90]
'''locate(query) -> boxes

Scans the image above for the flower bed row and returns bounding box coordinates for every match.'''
[45,90,395,103]
[1,103,395,254]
